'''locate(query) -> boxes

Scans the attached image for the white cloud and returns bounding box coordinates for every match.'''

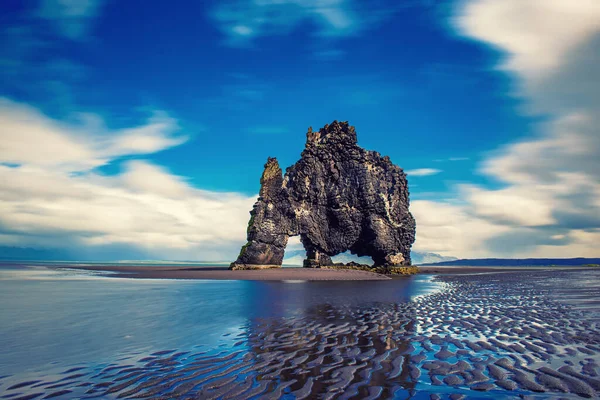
[462,185,555,227]
[0,99,255,260]
[412,0,600,258]
[0,98,186,172]
[38,0,105,39]
[481,113,598,186]
[286,236,304,251]
[455,0,600,80]
[412,194,600,259]
[406,168,442,177]
[411,200,511,257]
[524,230,600,258]
[232,25,254,36]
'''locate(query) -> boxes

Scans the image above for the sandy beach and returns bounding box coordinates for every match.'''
[55,264,393,280]
[17,263,591,281]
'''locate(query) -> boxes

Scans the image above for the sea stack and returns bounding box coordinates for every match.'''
[230,121,415,270]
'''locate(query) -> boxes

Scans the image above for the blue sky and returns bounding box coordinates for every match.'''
[1,0,599,261]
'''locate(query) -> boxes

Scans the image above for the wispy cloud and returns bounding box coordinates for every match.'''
[0,99,186,172]
[433,157,469,162]
[411,200,511,258]
[0,99,255,260]
[455,0,600,81]
[412,0,600,258]
[406,168,442,177]
[209,0,405,46]
[38,0,105,40]
[0,8,95,114]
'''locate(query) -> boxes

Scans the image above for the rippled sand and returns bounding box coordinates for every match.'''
[1,269,599,399]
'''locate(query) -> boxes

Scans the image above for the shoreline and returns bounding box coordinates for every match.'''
[415,265,590,274]
[3,262,596,281]
[50,265,393,281]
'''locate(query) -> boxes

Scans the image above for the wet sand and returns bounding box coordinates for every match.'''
[3,268,598,399]
[419,265,600,274]
[55,263,599,280]
[418,265,556,274]
[55,265,392,280]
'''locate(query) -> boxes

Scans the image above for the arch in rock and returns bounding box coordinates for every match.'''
[230,121,415,270]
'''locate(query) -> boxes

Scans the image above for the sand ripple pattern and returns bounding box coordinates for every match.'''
[1,270,599,399]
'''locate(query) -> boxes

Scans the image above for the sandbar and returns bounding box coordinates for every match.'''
[5,262,596,280]
[56,265,392,281]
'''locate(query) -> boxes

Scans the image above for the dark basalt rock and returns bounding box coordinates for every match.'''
[230,121,416,270]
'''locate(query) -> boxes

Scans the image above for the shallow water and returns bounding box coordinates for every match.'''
[0,265,598,399]
[0,266,437,375]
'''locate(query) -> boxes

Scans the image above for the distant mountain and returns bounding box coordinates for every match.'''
[331,253,374,265]
[0,246,70,261]
[411,252,458,265]
[0,245,151,262]
[282,250,374,266]
[14,246,591,268]
[421,258,600,266]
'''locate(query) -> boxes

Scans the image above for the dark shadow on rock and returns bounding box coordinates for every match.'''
[231,121,415,271]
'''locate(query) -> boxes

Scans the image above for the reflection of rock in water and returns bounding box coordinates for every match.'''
[2,270,599,399]
[245,302,418,398]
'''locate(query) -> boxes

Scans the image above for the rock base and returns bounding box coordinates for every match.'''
[229,263,282,271]
[321,263,419,276]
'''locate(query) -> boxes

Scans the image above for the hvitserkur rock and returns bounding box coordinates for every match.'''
[230,121,415,270]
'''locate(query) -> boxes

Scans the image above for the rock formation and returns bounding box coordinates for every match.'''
[230,121,415,270]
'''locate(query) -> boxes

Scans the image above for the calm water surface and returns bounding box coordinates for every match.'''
[0,265,439,377]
